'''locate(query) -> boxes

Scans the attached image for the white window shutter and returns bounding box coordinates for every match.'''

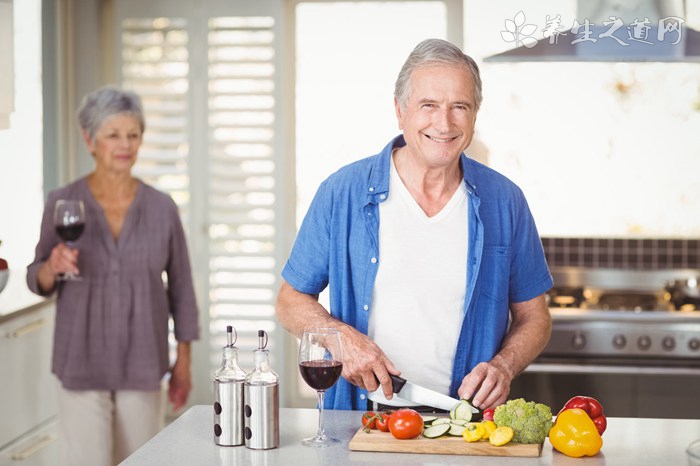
[114,0,285,406]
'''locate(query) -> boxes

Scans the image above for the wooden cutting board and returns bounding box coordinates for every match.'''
[348,428,542,457]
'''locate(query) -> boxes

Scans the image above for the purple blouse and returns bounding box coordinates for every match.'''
[27,177,199,391]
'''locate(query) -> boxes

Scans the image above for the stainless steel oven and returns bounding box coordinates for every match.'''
[509,268,700,419]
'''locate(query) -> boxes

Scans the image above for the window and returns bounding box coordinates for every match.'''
[0,0,43,271]
[113,0,458,408]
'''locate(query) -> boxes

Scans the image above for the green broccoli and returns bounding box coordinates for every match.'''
[493,398,553,444]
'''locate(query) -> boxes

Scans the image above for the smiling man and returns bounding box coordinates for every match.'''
[276,39,553,412]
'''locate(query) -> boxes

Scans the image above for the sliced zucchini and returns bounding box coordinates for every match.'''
[431,417,452,425]
[422,423,451,439]
[448,424,467,436]
[421,415,438,425]
[450,419,467,426]
[450,400,473,423]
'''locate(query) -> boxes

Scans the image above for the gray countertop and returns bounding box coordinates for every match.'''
[0,269,48,323]
[121,405,700,465]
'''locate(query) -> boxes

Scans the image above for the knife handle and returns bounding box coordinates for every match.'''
[373,374,407,393]
[388,374,407,393]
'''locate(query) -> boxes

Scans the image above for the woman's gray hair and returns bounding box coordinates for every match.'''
[394,38,483,111]
[77,86,145,141]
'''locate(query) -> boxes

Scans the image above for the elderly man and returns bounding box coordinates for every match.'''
[276,38,552,411]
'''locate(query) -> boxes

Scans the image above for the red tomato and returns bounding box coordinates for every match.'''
[361,411,377,430]
[559,396,607,435]
[387,409,423,439]
[483,408,495,421]
[376,411,393,432]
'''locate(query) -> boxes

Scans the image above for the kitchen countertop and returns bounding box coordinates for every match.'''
[121,405,700,465]
[0,269,49,323]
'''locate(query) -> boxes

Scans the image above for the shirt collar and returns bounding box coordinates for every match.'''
[368,134,479,199]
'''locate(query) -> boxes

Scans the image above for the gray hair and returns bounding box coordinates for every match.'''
[77,86,145,141]
[394,38,483,111]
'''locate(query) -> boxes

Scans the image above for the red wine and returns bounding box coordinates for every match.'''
[56,223,85,242]
[299,360,342,391]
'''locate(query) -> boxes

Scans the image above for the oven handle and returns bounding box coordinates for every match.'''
[525,362,700,376]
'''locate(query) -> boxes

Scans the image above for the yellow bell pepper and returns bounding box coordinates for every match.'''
[549,408,603,458]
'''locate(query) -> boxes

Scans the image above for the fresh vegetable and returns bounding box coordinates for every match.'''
[450,399,479,422]
[558,396,607,436]
[431,418,451,425]
[480,420,497,439]
[493,398,553,444]
[448,423,466,436]
[388,409,424,440]
[361,411,377,432]
[421,415,438,424]
[489,426,514,446]
[376,411,392,432]
[482,408,495,421]
[423,423,451,438]
[549,408,603,458]
[462,422,485,442]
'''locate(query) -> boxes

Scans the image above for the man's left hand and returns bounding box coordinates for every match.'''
[457,359,513,410]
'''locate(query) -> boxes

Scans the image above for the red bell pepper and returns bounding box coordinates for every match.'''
[557,396,607,435]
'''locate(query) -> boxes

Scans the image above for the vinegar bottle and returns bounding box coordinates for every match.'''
[213,325,247,446]
[244,330,279,450]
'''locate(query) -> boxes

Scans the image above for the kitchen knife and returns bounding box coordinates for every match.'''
[379,374,478,413]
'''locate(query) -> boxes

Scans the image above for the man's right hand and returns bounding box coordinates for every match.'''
[275,280,400,399]
[337,326,400,400]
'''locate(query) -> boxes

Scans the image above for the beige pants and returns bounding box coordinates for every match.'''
[57,385,165,466]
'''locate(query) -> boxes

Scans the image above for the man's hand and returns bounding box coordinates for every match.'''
[457,294,551,410]
[337,326,401,400]
[276,280,402,399]
[457,359,513,410]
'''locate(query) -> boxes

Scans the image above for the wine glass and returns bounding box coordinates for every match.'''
[53,199,85,281]
[298,328,343,447]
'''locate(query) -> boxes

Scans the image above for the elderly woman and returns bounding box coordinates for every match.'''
[27,87,199,466]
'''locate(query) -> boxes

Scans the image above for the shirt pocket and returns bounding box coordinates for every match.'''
[479,246,511,303]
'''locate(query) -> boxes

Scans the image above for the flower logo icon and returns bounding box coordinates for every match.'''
[501,11,539,48]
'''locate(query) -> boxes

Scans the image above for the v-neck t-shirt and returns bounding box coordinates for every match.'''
[368,154,468,398]
[27,177,199,390]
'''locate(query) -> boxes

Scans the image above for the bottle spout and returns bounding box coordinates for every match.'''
[258,330,268,350]
[226,325,237,348]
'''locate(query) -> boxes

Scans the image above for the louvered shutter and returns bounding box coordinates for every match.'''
[114,0,286,406]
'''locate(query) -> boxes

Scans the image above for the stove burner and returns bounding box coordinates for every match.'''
[546,287,585,308]
[589,292,662,311]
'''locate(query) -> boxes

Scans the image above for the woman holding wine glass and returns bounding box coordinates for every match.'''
[26,87,199,466]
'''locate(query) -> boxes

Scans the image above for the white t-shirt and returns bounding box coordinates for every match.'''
[368,154,468,404]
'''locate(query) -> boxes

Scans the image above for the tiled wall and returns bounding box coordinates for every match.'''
[541,237,700,270]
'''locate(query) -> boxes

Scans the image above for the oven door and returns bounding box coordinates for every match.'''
[510,356,700,419]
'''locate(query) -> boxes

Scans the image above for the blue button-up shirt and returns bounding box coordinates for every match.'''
[282,135,553,410]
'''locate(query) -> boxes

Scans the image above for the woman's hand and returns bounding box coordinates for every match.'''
[48,242,80,276]
[168,342,192,411]
[37,243,79,293]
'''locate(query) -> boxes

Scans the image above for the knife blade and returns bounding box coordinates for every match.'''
[381,374,477,413]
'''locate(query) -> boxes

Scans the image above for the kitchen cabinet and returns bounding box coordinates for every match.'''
[0,272,58,465]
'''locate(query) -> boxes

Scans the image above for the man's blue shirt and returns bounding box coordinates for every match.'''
[282,135,553,410]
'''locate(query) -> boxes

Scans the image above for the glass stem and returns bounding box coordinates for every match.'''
[316,390,325,439]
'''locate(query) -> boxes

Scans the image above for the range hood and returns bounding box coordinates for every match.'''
[485,0,700,62]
